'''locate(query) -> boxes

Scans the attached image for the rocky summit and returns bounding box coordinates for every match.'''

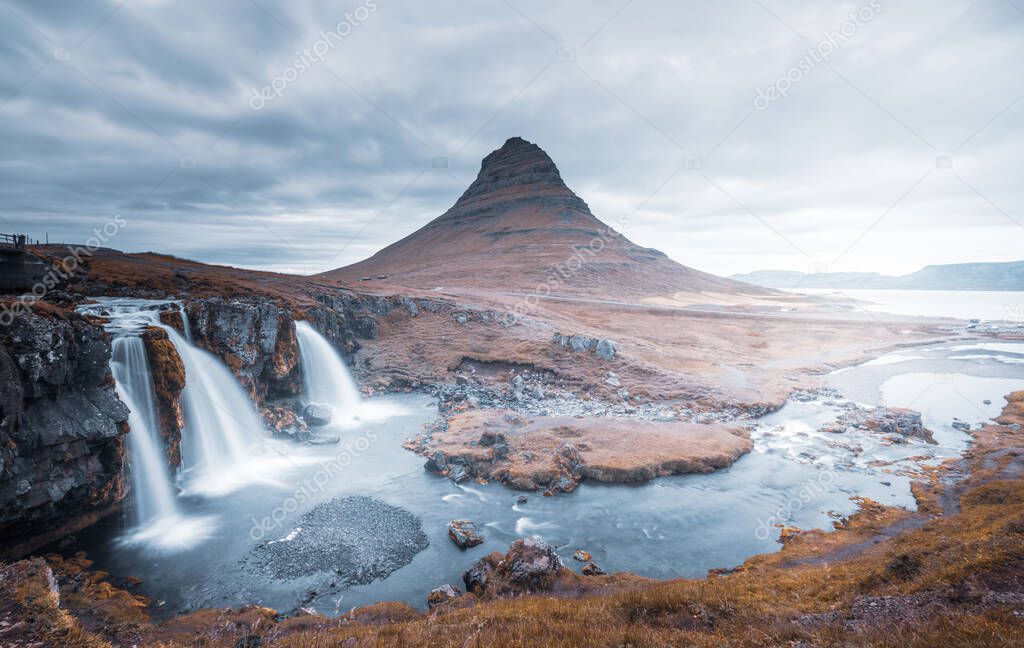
[323,137,767,299]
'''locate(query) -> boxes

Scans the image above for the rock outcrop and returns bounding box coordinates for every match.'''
[417,410,752,494]
[185,298,302,403]
[448,519,485,549]
[462,538,567,596]
[0,306,129,557]
[141,326,185,468]
[829,406,935,444]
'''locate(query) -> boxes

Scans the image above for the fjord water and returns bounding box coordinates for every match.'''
[295,320,361,422]
[796,288,1024,321]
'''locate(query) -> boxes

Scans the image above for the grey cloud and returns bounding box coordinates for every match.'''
[1,0,1022,275]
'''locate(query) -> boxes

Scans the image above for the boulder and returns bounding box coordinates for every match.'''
[427,584,461,609]
[462,553,499,594]
[595,339,616,361]
[581,562,606,576]
[302,403,333,427]
[479,431,506,447]
[569,335,596,352]
[448,520,485,549]
[498,537,563,588]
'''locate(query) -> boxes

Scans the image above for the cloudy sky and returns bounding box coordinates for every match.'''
[1,0,1022,277]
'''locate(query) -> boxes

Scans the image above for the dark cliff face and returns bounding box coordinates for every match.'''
[181,295,372,405]
[184,298,303,404]
[0,307,129,558]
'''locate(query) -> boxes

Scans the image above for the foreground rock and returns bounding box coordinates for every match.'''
[419,410,752,493]
[448,519,485,549]
[302,402,333,427]
[427,584,462,609]
[463,537,567,596]
[0,306,129,557]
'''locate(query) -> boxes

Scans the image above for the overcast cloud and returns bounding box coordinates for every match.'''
[1,0,1022,276]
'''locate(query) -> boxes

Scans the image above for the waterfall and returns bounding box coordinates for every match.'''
[78,298,216,552]
[178,302,194,343]
[295,321,361,422]
[160,325,271,495]
[110,336,179,526]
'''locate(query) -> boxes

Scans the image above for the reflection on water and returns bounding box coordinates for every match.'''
[69,339,1024,617]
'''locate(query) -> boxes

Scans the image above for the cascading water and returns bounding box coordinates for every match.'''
[162,324,264,479]
[79,298,215,552]
[110,335,178,526]
[295,321,362,424]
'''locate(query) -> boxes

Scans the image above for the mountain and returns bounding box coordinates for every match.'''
[732,261,1024,291]
[323,137,770,299]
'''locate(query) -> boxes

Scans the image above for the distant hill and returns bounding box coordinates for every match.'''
[323,137,773,299]
[731,261,1024,291]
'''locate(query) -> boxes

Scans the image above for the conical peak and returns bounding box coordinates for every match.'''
[454,137,573,206]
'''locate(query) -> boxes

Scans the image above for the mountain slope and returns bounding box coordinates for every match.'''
[733,261,1024,291]
[323,137,771,299]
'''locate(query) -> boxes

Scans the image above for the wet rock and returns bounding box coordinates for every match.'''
[447,464,471,484]
[303,403,333,427]
[498,537,563,588]
[952,420,970,431]
[516,495,528,505]
[427,584,461,608]
[307,434,340,445]
[461,538,566,596]
[448,520,484,549]
[581,562,605,576]
[573,549,591,562]
[836,407,935,443]
[263,404,308,439]
[462,554,497,594]
[424,452,447,474]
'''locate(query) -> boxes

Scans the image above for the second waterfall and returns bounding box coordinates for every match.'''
[295,321,362,425]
